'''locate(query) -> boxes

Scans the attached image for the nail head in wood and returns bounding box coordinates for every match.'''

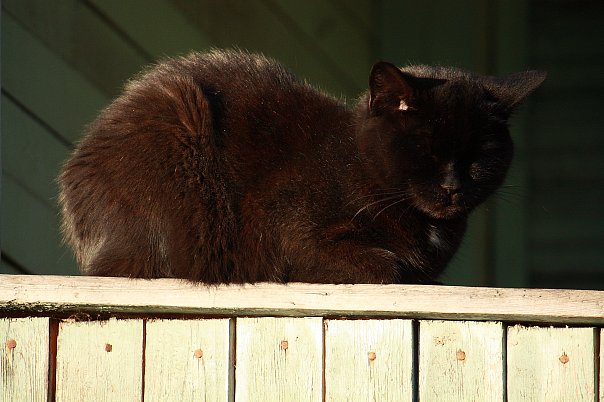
[105,343,112,352]
[6,339,17,350]
[194,348,203,358]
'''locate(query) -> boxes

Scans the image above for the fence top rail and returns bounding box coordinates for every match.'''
[1,274,603,324]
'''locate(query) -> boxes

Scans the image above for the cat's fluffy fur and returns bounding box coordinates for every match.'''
[59,50,545,284]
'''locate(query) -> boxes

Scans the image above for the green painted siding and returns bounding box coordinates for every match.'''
[1,0,602,289]
[528,0,604,289]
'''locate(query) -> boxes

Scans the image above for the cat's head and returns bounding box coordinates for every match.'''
[357,62,546,219]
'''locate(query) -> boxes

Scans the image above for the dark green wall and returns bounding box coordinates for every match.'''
[2,0,602,289]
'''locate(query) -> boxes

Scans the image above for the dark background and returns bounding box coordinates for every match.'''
[2,0,603,289]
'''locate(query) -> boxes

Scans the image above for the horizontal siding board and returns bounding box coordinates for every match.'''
[1,13,108,143]
[529,91,604,151]
[172,0,356,97]
[265,0,370,91]
[532,1,604,62]
[0,317,50,402]
[87,0,213,58]
[2,95,70,205]
[1,175,78,275]
[55,318,143,401]
[3,0,148,97]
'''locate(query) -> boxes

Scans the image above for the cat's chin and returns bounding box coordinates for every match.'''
[415,197,471,220]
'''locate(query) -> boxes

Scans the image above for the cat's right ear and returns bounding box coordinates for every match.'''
[369,61,414,116]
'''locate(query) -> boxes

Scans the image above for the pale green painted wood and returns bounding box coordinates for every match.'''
[0,317,49,402]
[3,0,148,97]
[2,95,70,205]
[235,317,322,401]
[1,175,78,275]
[418,320,503,401]
[55,318,143,401]
[507,325,596,401]
[1,13,108,143]
[88,0,213,58]
[599,328,604,402]
[324,319,413,401]
[144,319,232,402]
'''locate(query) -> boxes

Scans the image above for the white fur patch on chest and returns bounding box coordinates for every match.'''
[398,99,409,111]
[428,225,448,251]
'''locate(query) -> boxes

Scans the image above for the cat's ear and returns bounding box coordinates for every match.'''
[369,61,414,115]
[489,70,547,114]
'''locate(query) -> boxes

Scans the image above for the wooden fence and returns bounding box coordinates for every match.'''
[1,275,603,401]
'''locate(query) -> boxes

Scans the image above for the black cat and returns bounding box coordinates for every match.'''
[59,50,545,284]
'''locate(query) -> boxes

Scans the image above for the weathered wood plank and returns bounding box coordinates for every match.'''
[507,325,596,401]
[1,13,108,143]
[324,319,413,401]
[172,0,357,97]
[2,95,70,205]
[418,320,503,401]
[87,0,212,58]
[3,0,148,97]
[1,176,78,276]
[266,0,370,90]
[235,317,322,401]
[599,328,604,402]
[0,317,49,402]
[2,275,604,324]
[55,318,143,401]
[144,319,232,402]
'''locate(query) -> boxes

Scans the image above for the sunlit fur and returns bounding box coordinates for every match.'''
[59,50,545,284]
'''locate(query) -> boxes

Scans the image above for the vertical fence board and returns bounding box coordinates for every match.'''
[419,320,503,401]
[324,319,413,401]
[0,317,49,402]
[235,317,322,402]
[507,325,596,401]
[601,328,603,402]
[144,319,231,402]
[55,318,142,401]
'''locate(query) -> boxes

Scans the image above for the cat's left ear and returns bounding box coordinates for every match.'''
[489,70,547,114]
[369,61,414,115]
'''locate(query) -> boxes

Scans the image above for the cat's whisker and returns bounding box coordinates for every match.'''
[350,193,410,222]
[345,189,405,206]
[372,197,408,221]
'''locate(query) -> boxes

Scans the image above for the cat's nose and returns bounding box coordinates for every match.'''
[441,172,461,194]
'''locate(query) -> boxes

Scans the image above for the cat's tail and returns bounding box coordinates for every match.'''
[59,66,234,282]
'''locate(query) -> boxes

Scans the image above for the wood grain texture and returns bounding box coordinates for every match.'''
[507,325,596,401]
[1,13,108,143]
[0,317,49,402]
[55,318,143,401]
[599,329,604,402]
[419,320,503,401]
[87,0,212,57]
[235,317,322,401]
[1,275,604,324]
[324,319,413,401]
[3,0,147,97]
[144,319,232,402]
